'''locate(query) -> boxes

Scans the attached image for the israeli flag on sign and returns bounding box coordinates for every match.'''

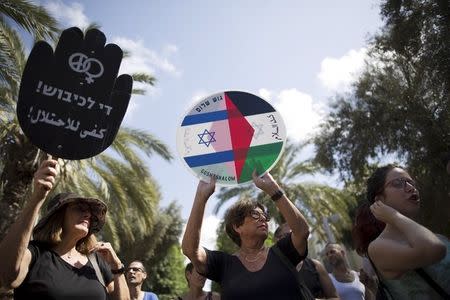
[177,91,286,186]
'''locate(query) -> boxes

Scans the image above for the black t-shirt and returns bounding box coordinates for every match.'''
[14,241,114,300]
[204,234,307,300]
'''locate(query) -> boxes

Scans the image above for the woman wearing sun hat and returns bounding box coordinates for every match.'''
[0,159,129,300]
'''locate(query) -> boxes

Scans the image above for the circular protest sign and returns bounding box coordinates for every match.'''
[17,27,132,160]
[177,91,286,185]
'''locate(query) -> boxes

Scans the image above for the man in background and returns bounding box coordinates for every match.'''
[324,243,374,300]
[126,260,159,300]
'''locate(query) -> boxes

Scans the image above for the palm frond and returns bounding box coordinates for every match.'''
[131,88,146,95]
[83,22,101,33]
[0,17,26,90]
[114,127,173,161]
[132,72,156,85]
[0,0,59,41]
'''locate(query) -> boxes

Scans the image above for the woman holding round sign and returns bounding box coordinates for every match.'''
[0,159,129,300]
[182,172,310,300]
[180,91,311,299]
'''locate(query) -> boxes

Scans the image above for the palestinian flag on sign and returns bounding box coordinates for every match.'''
[177,91,286,185]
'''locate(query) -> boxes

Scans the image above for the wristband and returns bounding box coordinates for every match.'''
[271,190,284,201]
[111,263,125,274]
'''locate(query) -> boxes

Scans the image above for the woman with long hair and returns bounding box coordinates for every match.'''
[352,165,449,299]
[0,159,129,300]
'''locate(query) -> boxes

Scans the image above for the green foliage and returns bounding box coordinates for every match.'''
[146,245,187,300]
[113,203,185,298]
[0,2,184,299]
[314,0,450,234]
[132,72,156,85]
[215,220,239,254]
[0,0,59,41]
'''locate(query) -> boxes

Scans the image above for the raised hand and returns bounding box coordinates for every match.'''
[91,241,122,270]
[196,176,216,201]
[32,159,59,200]
[252,170,280,194]
[370,200,399,224]
[17,27,132,160]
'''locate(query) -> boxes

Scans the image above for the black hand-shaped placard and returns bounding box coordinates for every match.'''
[17,27,132,160]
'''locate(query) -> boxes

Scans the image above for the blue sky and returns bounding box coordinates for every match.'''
[31,0,383,250]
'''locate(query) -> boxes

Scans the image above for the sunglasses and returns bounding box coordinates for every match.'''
[384,177,417,191]
[249,210,270,222]
[126,267,144,273]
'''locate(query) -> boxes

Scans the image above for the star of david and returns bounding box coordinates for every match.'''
[198,129,216,147]
[252,122,264,139]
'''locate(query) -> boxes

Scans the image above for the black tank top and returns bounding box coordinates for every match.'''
[177,291,212,300]
[298,258,324,298]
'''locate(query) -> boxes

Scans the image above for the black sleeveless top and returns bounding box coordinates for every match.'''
[298,258,324,298]
[177,291,212,300]
[14,241,113,300]
[203,235,305,300]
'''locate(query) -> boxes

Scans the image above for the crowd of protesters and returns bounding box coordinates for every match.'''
[0,159,449,299]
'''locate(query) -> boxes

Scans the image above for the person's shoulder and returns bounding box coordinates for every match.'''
[310,258,327,271]
[28,240,51,258]
[436,233,450,242]
[310,258,322,266]
[29,240,49,249]
[206,248,233,258]
[143,291,159,300]
[367,235,392,257]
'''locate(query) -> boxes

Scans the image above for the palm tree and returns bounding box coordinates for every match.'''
[213,141,356,242]
[0,5,176,300]
[0,20,172,245]
[0,0,58,85]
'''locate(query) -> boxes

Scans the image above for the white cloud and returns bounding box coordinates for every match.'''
[44,1,89,29]
[201,215,221,250]
[259,89,324,142]
[110,38,180,117]
[163,44,179,55]
[318,48,367,93]
[113,37,181,77]
[184,90,210,108]
[258,88,272,102]
[179,213,220,251]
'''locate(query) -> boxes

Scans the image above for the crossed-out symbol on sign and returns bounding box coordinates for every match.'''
[69,53,104,84]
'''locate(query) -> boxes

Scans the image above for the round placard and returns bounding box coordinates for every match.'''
[176,91,286,185]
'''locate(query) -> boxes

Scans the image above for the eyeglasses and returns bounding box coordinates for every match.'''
[249,210,270,222]
[126,267,144,273]
[384,177,417,191]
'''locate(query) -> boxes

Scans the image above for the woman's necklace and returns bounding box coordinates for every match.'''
[65,249,77,260]
[240,247,266,263]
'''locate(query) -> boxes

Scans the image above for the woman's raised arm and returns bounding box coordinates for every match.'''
[0,159,58,288]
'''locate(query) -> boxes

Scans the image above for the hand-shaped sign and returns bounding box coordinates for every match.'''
[17,27,132,160]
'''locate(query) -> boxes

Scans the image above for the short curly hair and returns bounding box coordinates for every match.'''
[224,198,266,246]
